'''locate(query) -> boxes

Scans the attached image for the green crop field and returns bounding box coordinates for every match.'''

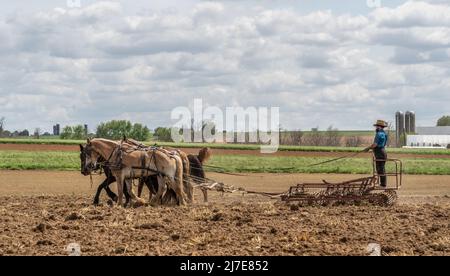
[0,151,80,171]
[1,150,450,175]
[1,138,450,156]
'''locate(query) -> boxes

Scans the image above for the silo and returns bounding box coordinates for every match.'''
[409,111,416,134]
[405,111,416,134]
[405,111,412,133]
[395,111,405,147]
[53,124,61,136]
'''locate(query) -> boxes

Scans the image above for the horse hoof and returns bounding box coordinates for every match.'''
[133,201,145,208]
[106,199,114,207]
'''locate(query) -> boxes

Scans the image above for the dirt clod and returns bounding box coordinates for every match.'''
[33,223,51,233]
[136,223,163,230]
[114,246,126,254]
[65,212,85,221]
[211,213,224,221]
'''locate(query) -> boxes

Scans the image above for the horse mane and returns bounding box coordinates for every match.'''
[90,138,119,145]
[123,138,146,148]
[197,147,211,164]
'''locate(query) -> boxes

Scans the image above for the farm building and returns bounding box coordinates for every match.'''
[406,126,450,148]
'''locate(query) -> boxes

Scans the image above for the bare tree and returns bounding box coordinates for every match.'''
[34,128,41,139]
[345,136,363,147]
[0,117,5,136]
[280,130,303,145]
[302,128,324,146]
[386,122,394,147]
[324,126,341,146]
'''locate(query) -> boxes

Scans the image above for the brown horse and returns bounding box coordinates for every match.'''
[188,147,211,202]
[81,138,187,207]
[122,138,193,203]
[80,144,158,206]
[137,147,212,203]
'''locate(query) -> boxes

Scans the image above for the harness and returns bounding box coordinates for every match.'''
[87,142,186,184]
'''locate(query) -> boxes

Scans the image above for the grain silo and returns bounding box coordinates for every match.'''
[395,111,405,146]
[405,111,416,134]
[53,124,60,136]
[405,111,412,133]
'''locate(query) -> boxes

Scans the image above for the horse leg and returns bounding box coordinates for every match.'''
[137,178,145,198]
[162,188,177,205]
[183,176,194,204]
[116,174,125,207]
[201,188,208,203]
[104,176,118,201]
[125,177,146,207]
[93,176,117,205]
[150,175,166,206]
[145,176,157,203]
[124,179,132,208]
[93,178,108,205]
[102,168,117,202]
[173,179,187,206]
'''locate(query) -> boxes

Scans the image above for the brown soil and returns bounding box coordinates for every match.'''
[0,171,449,256]
[0,143,449,159]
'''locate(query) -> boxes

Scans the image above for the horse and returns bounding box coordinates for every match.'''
[121,138,194,204]
[188,147,211,202]
[138,148,212,202]
[81,139,191,206]
[136,147,212,203]
[80,145,158,206]
[80,138,187,207]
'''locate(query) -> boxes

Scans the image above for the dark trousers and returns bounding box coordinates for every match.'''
[374,148,387,187]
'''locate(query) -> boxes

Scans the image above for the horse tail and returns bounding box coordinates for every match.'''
[179,152,193,203]
[174,155,187,205]
[180,152,190,178]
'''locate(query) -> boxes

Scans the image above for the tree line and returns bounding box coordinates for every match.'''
[61,120,150,141]
[2,115,450,143]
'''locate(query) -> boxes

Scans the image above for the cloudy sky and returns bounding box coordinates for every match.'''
[1,0,450,133]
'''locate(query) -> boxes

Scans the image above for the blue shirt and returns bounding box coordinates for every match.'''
[374,130,388,148]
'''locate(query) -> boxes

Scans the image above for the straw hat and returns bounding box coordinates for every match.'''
[373,120,388,128]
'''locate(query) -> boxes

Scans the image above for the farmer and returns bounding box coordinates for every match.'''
[364,120,388,187]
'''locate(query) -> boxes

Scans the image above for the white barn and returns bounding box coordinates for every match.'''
[405,126,450,148]
[406,135,450,148]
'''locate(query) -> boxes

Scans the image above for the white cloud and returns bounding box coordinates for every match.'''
[373,1,450,28]
[0,1,450,132]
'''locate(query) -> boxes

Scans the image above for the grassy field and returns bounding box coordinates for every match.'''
[0,151,79,171]
[300,130,373,136]
[1,138,450,155]
[1,150,450,175]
